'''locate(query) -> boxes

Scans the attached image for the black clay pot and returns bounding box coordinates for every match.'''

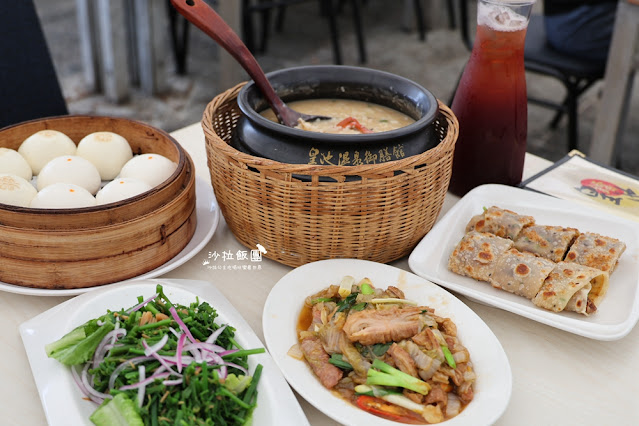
[233,65,440,166]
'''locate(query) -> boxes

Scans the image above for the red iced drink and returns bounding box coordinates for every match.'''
[448,1,533,196]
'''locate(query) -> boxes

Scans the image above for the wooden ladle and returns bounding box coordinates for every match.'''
[170,0,330,127]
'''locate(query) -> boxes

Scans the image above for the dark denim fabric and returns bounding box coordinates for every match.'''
[544,2,618,66]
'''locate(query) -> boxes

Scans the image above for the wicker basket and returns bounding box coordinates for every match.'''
[202,84,458,267]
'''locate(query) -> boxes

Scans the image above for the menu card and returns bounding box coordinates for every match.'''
[521,150,639,222]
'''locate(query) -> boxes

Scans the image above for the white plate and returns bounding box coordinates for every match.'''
[408,184,639,341]
[0,176,219,296]
[263,259,511,426]
[19,278,309,426]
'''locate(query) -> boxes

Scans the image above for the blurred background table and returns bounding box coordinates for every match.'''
[590,0,639,166]
[1,122,638,425]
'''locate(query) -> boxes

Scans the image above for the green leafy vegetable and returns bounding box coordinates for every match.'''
[360,282,374,295]
[328,353,353,370]
[370,343,391,357]
[336,292,359,313]
[223,374,253,395]
[351,302,367,311]
[89,393,143,426]
[441,345,457,368]
[354,384,400,397]
[46,318,115,366]
[366,359,430,395]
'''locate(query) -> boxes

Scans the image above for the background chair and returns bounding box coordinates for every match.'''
[0,0,68,128]
[167,0,366,72]
[241,0,368,64]
[169,0,455,73]
[240,0,455,64]
[450,0,606,152]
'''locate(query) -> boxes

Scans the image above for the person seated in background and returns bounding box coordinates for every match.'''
[543,0,619,68]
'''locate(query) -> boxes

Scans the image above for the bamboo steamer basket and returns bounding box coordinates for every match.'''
[0,115,197,289]
[202,84,458,267]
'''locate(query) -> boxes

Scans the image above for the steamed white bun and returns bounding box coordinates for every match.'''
[77,132,133,180]
[119,154,177,187]
[0,173,37,207]
[30,183,97,209]
[37,155,102,194]
[0,148,32,181]
[96,177,152,205]
[18,130,77,175]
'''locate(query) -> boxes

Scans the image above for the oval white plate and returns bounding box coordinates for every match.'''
[0,176,219,296]
[19,278,309,426]
[262,259,512,426]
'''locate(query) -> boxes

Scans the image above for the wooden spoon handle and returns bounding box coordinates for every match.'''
[170,0,294,124]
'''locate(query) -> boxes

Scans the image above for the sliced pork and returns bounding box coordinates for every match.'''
[343,306,424,345]
[300,336,342,389]
[387,343,418,378]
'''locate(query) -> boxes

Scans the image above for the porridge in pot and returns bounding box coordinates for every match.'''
[260,98,415,134]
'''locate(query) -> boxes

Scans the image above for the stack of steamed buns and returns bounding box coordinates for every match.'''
[0,130,177,209]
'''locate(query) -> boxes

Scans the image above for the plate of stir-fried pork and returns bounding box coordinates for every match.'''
[263,259,511,425]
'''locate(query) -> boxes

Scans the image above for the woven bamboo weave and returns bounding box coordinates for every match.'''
[202,83,458,267]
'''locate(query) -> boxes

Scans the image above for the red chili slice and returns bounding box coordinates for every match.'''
[355,395,425,424]
[336,117,373,134]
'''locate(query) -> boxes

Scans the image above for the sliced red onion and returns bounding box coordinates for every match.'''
[223,362,248,376]
[189,348,202,364]
[143,339,182,377]
[93,328,127,369]
[126,293,159,314]
[205,325,227,344]
[218,365,228,380]
[176,333,187,373]
[81,363,111,402]
[169,306,197,344]
[168,327,180,338]
[119,371,171,391]
[137,365,146,408]
[161,355,196,366]
[184,341,226,354]
[71,364,98,404]
[202,350,224,366]
[109,356,153,390]
[111,318,121,344]
[163,378,183,386]
[143,334,169,356]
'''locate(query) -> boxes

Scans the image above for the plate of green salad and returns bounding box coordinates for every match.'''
[20,278,308,426]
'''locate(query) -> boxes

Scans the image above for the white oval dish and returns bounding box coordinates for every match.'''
[262,259,512,426]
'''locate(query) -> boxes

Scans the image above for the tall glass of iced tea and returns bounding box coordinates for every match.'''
[448,0,535,196]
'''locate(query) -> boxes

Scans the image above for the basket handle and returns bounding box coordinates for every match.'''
[170,0,302,127]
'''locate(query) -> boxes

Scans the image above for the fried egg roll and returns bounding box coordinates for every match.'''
[448,231,513,282]
[465,206,535,240]
[564,232,626,274]
[532,262,609,315]
[489,249,556,299]
[514,225,579,262]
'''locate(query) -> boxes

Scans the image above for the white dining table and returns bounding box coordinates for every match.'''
[2,122,638,425]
